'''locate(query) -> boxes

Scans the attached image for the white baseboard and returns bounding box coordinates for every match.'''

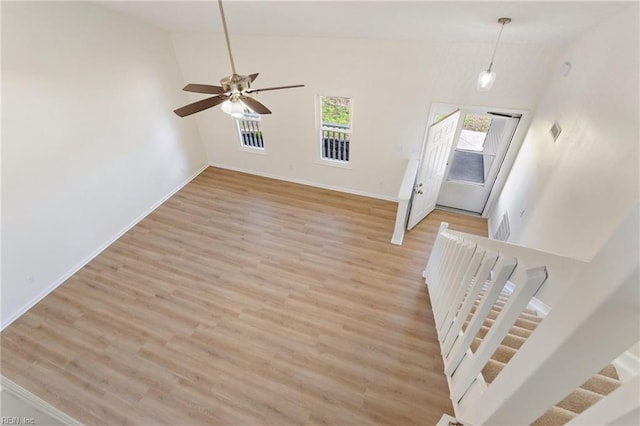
[1,376,81,425]
[209,162,398,202]
[1,163,209,331]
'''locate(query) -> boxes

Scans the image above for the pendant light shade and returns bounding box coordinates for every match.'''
[221,97,246,118]
[477,17,511,92]
[477,69,497,91]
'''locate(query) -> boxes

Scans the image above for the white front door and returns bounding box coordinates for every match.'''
[407,110,461,230]
[437,110,520,214]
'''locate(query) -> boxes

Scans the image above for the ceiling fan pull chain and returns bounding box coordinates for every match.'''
[218,0,236,75]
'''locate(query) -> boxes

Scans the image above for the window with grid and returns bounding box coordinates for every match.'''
[319,96,352,163]
[235,111,265,149]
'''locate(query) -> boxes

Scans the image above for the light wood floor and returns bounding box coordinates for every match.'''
[1,167,487,425]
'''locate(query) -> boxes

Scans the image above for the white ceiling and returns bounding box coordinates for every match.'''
[96,1,631,45]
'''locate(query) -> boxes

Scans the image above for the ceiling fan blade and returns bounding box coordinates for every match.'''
[240,95,272,114]
[248,73,259,82]
[174,95,228,117]
[183,83,226,95]
[247,84,305,94]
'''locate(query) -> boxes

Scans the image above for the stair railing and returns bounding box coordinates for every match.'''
[425,205,639,425]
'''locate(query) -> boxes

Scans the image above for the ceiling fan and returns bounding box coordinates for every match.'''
[174,0,304,118]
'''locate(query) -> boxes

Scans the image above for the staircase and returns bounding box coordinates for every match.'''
[468,289,623,425]
[424,205,640,426]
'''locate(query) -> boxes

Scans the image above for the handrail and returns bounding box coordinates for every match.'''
[444,229,585,307]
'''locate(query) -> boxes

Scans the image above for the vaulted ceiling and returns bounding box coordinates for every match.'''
[97,1,629,45]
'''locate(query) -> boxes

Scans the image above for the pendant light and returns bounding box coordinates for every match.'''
[477,17,511,91]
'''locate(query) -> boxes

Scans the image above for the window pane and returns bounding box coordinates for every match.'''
[319,96,352,163]
[235,110,264,149]
[457,114,491,151]
[447,113,492,184]
[321,96,351,127]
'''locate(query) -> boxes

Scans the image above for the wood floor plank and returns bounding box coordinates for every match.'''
[1,166,487,425]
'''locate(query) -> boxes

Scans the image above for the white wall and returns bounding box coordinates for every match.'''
[171,33,558,200]
[489,4,639,262]
[1,2,207,327]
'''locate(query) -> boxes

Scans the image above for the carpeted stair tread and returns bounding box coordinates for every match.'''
[511,310,543,323]
[598,365,619,380]
[514,318,539,331]
[471,318,534,339]
[494,302,539,316]
[472,302,542,322]
[473,324,490,339]
[556,387,604,414]
[470,307,544,327]
[504,323,533,338]
[581,374,622,395]
[481,359,505,384]
[476,285,540,316]
[500,333,527,350]
[480,296,511,306]
[463,321,533,342]
[487,316,537,334]
[471,337,482,352]
[531,406,576,426]
[473,332,526,351]
[468,313,539,332]
[471,337,517,364]
[491,344,517,364]
[466,285,622,426]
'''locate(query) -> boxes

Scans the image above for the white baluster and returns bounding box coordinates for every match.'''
[435,242,477,338]
[441,250,498,357]
[450,264,548,402]
[444,254,517,377]
[438,247,486,344]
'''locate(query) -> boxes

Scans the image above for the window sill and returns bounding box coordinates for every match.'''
[316,158,352,169]
[238,146,268,155]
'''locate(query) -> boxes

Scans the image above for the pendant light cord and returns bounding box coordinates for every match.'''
[487,18,510,72]
[218,0,236,75]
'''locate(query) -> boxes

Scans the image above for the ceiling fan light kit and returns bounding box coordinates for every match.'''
[221,97,245,118]
[174,0,304,118]
[477,17,511,92]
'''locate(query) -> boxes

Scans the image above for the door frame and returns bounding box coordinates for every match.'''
[426,102,530,218]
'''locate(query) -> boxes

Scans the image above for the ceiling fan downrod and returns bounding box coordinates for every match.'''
[218,0,236,75]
